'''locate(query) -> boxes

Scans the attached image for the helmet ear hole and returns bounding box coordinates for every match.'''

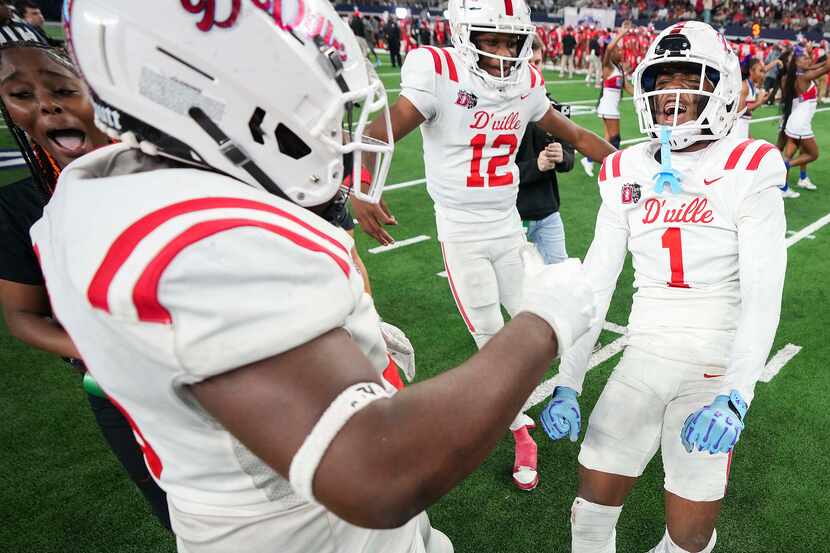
[275,124,311,160]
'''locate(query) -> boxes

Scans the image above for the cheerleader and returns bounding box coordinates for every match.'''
[780,46,830,194]
[732,58,772,138]
[580,21,633,177]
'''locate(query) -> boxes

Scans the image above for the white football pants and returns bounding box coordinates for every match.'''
[440,232,527,350]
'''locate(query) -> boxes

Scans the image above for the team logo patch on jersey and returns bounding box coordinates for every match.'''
[455,90,478,110]
[621,183,641,204]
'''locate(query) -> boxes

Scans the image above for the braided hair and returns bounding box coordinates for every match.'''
[0,20,72,203]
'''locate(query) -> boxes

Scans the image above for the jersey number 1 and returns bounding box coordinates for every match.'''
[661,227,690,288]
[467,133,518,187]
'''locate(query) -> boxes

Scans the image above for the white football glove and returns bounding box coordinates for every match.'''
[517,245,597,356]
[380,321,416,382]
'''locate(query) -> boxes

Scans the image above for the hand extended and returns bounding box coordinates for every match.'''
[541,386,581,442]
[351,195,397,246]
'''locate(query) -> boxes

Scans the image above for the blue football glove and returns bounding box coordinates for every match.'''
[680,390,748,455]
[541,386,581,442]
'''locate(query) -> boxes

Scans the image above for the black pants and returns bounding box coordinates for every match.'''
[389,42,402,67]
[86,393,172,532]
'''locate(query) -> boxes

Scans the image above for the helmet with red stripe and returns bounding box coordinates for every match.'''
[633,21,741,150]
[446,0,535,88]
[63,0,393,207]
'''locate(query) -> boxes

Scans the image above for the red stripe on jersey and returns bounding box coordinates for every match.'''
[530,67,537,88]
[670,22,687,34]
[133,218,351,324]
[440,48,458,82]
[32,243,40,263]
[598,157,608,182]
[88,197,348,315]
[611,150,623,178]
[107,395,164,479]
[440,243,476,333]
[422,46,443,75]
[504,0,514,16]
[745,143,776,171]
[723,139,755,170]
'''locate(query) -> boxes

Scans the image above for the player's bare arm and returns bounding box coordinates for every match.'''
[0,280,81,359]
[536,107,616,163]
[189,313,557,529]
[350,97,426,245]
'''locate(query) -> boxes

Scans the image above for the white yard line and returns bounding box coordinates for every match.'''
[785,212,830,248]
[385,178,426,191]
[759,344,802,383]
[368,234,430,254]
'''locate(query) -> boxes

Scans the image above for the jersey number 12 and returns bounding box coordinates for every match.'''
[467,133,518,187]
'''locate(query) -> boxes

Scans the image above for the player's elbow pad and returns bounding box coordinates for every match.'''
[288,382,392,503]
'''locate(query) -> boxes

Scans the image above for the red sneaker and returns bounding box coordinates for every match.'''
[512,426,539,491]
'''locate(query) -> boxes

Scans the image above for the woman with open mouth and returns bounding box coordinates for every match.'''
[0,19,172,534]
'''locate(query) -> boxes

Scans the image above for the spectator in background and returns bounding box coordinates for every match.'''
[764,43,784,105]
[385,15,402,68]
[364,16,381,67]
[350,10,366,39]
[560,26,576,78]
[703,0,713,24]
[13,0,61,46]
[517,37,575,265]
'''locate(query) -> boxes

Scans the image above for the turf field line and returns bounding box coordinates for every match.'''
[759,343,802,383]
[785,212,830,248]
[386,178,427,191]
[525,328,627,410]
[437,270,447,278]
[368,234,430,253]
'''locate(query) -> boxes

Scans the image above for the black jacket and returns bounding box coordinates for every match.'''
[516,119,574,221]
[385,22,401,45]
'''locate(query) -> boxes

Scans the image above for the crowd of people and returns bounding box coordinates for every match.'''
[0,1,812,552]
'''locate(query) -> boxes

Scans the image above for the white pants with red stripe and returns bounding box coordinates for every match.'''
[579,346,733,502]
[440,232,527,350]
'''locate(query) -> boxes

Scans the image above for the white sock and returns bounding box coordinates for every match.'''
[646,527,717,553]
[509,412,529,432]
[571,497,623,553]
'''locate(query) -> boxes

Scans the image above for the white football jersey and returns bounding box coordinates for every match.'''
[400,46,551,242]
[30,145,420,553]
[557,136,786,406]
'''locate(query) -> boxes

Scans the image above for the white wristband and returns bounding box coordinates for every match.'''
[288,382,390,502]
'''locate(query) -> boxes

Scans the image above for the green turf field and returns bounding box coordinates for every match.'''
[2,52,829,552]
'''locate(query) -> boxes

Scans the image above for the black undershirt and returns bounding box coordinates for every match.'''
[0,177,46,285]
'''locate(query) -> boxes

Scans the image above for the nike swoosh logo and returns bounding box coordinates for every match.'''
[520,94,530,100]
[703,373,724,378]
[704,177,723,186]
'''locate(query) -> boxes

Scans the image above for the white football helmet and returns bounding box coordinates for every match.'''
[446,0,535,89]
[633,21,742,150]
[63,0,392,207]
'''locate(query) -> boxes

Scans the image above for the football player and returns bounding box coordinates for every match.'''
[34,2,597,552]
[541,22,786,553]
[350,0,614,491]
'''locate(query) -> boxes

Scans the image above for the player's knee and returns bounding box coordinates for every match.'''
[570,497,622,552]
[610,135,621,149]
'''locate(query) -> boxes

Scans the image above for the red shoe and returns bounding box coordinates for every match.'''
[512,426,539,491]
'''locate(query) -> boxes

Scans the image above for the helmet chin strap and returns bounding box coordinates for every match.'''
[188,106,292,202]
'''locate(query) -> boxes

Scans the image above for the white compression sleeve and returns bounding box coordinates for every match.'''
[289,382,390,502]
